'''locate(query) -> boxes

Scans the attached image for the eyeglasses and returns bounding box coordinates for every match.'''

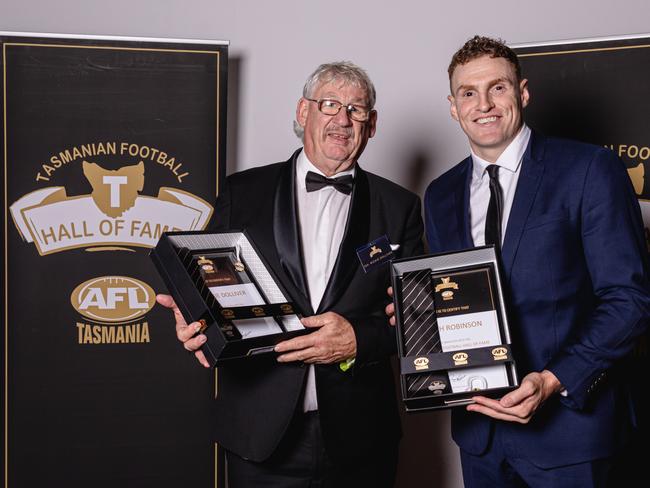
[305,98,373,122]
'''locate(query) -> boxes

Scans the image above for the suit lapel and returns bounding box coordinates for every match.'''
[272,150,313,315]
[317,165,371,314]
[459,158,474,249]
[436,158,473,251]
[501,132,546,278]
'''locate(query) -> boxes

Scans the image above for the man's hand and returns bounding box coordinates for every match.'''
[156,294,210,368]
[274,312,356,364]
[385,286,396,326]
[467,370,563,424]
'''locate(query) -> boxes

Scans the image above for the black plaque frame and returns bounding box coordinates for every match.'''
[151,230,310,365]
[391,246,519,411]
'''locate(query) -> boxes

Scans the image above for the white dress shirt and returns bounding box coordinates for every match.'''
[295,150,354,412]
[469,125,531,246]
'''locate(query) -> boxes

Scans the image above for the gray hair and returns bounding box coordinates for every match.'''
[293,61,376,140]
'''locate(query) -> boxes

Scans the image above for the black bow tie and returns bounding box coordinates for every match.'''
[305,171,354,195]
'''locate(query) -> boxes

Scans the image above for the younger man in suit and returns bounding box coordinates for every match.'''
[424,36,650,487]
[157,62,423,487]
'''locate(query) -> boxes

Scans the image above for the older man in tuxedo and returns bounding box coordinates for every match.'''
[157,61,423,487]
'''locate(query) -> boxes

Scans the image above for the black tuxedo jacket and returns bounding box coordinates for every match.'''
[210,149,423,464]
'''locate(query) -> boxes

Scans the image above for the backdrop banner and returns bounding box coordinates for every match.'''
[515,35,649,482]
[1,33,227,487]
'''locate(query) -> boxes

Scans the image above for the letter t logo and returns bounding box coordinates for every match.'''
[103,176,128,208]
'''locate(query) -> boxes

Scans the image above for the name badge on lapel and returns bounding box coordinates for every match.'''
[356,235,394,273]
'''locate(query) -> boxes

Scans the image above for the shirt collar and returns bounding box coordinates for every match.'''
[471,124,531,179]
[296,149,356,191]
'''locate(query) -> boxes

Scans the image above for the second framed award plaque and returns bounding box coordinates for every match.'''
[391,246,519,411]
[151,230,308,366]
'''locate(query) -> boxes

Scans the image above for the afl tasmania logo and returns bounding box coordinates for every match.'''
[71,276,155,323]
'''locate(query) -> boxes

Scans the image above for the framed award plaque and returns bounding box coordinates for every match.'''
[391,246,519,411]
[151,230,307,366]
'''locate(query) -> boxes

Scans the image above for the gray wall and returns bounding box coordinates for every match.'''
[2,1,649,486]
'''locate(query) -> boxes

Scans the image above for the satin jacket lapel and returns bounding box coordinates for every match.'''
[272,150,313,315]
[501,132,546,279]
[317,166,371,314]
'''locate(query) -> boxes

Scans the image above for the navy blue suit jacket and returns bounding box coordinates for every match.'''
[424,131,650,468]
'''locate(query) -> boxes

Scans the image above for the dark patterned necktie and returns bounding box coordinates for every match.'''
[485,164,503,250]
[401,269,450,397]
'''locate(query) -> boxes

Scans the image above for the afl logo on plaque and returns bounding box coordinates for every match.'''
[414,357,430,370]
[452,352,469,365]
[492,347,508,361]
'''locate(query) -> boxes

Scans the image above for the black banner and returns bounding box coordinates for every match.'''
[515,37,650,218]
[514,36,649,483]
[1,33,227,487]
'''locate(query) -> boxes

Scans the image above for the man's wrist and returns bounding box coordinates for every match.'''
[540,369,564,396]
